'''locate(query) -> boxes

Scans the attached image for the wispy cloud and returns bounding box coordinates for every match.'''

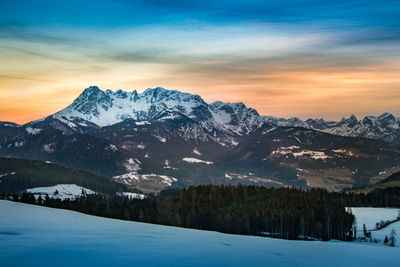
[0,74,53,82]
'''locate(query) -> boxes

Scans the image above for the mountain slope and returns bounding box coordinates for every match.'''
[0,158,127,194]
[353,171,400,193]
[228,124,400,190]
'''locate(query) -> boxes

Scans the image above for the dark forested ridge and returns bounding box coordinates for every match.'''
[342,187,400,208]
[0,158,127,194]
[2,185,355,241]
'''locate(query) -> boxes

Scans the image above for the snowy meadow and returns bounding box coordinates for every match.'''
[0,200,399,266]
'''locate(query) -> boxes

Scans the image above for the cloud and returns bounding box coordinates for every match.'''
[0,74,52,82]
[0,23,73,44]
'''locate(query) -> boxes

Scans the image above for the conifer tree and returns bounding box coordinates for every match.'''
[389,229,396,247]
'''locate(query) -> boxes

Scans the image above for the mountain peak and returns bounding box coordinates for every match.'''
[340,114,357,123]
[143,87,170,95]
[211,101,250,110]
[76,86,104,99]
[73,86,108,106]
[349,114,357,121]
[83,85,101,94]
[377,112,396,128]
[378,112,394,120]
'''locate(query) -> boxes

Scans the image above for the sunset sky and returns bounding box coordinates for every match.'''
[1,0,399,124]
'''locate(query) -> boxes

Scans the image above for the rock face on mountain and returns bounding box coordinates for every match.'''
[1,86,400,192]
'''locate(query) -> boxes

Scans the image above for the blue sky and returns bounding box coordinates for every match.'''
[0,0,400,123]
[2,1,399,27]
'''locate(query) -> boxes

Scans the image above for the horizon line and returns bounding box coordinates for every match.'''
[1,84,398,125]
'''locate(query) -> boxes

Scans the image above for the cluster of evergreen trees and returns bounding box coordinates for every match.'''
[342,187,400,208]
[1,185,355,241]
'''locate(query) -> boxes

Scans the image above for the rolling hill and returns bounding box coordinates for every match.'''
[0,158,127,194]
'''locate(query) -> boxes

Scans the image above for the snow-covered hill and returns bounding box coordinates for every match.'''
[372,221,400,247]
[351,207,400,247]
[0,200,399,266]
[351,207,400,231]
[26,184,95,200]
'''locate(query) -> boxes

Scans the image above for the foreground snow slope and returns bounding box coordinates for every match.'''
[0,201,398,267]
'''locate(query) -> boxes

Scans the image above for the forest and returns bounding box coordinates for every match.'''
[1,185,356,241]
[342,187,400,208]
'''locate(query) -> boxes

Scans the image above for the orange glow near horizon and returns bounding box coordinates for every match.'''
[1,61,400,124]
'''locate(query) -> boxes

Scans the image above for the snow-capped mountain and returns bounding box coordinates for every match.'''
[24,86,400,145]
[55,86,210,127]
[209,101,263,135]
[48,86,263,140]
[266,113,400,144]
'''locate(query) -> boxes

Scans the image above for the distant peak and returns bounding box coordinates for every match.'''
[211,101,245,107]
[339,114,358,123]
[233,102,246,107]
[349,114,357,121]
[306,118,325,123]
[78,86,105,97]
[378,112,394,119]
[114,89,128,98]
[287,117,303,123]
[85,85,101,92]
[143,87,168,94]
[211,100,224,105]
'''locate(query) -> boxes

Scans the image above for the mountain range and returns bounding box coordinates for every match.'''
[265,112,400,145]
[24,86,400,144]
[1,86,400,192]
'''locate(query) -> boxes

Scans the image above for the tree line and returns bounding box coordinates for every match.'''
[342,187,400,208]
[1,185,355,241]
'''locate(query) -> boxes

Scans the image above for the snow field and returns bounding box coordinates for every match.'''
[0,201,399,266]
